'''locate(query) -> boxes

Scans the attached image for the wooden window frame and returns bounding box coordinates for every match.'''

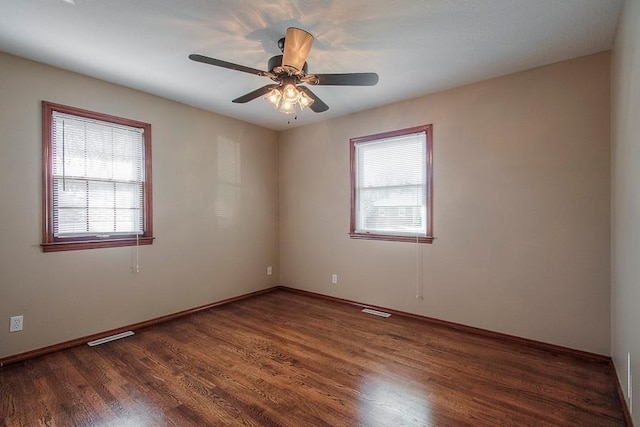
[349,124,433,244]
[41,101,154,252]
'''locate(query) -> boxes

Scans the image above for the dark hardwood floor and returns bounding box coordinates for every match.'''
[0,290,627,426]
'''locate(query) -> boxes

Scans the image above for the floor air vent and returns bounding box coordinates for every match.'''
[362,308,391,318]
[87,331,135,346]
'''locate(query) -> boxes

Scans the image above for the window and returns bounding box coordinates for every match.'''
[350,125,433,243]
[42,101,153,252]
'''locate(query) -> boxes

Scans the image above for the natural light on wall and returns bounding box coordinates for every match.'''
[215,137,241,225]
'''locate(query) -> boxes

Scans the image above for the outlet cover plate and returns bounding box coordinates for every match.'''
[9,315,23,332]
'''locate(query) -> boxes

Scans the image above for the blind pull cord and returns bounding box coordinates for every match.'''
[416,234,422,300]
[135,232,140,273]
[415,144,424,300]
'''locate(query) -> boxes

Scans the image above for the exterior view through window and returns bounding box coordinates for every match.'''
[350,124,433,243]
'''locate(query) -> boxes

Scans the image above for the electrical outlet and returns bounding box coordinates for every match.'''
[9,315,23,332]
[332,274,338,284]
[267,266,273,276]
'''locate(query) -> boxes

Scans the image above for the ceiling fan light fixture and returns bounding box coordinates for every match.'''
[264,88,282,109]
[279,99,296,114]
[264,82,314,114]
[298,90,314,110]
[282,83,299,104]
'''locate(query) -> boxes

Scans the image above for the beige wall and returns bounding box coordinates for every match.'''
[0,52,279,359]
[280,52,611,355]
[612,0,640,421]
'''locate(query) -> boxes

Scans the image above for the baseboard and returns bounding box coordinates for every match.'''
[612,363,635,426]
[276,286,611,365]
[0,286,278,367]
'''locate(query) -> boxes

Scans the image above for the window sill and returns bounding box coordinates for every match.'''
[349,232,433,244]
[41,236,154,252]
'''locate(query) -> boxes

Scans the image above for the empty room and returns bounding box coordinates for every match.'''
[0,0,639,425]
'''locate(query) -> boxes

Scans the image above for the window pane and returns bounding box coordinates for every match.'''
[88,181,115,208]
[113,128,144,182]
[54,178,87,208]
[358,136,425,188]
[85,123,113,180]
[57,123,87,178]
[56,208,88,235]
[358,186,425,234]
[115,209,137,233]
[88,208,115,233]
[114,182,139,208]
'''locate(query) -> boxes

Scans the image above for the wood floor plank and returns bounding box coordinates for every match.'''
[0,290,627,426]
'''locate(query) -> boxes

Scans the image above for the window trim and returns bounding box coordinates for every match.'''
[41,101,154,252]
[349,124,433,244]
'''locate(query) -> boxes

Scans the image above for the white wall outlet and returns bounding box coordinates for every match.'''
[9,315,23,332]
[267,266,273,276]
[332,274,338,284]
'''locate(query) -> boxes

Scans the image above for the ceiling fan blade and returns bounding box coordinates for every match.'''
[310,73,379,86]
[189,54,265,76]
[282,27,314,72]
[297,86,329,113]
[232,84,280,103]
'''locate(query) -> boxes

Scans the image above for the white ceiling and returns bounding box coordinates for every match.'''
[0,0,624,131]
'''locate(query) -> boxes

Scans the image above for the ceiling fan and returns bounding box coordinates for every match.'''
[189,27,379,114]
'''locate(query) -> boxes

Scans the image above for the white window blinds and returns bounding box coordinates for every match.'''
[355,131,427,236]
[51,112,145,238]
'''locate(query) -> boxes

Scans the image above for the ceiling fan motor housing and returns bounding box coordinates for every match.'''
[268,55,308,76]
